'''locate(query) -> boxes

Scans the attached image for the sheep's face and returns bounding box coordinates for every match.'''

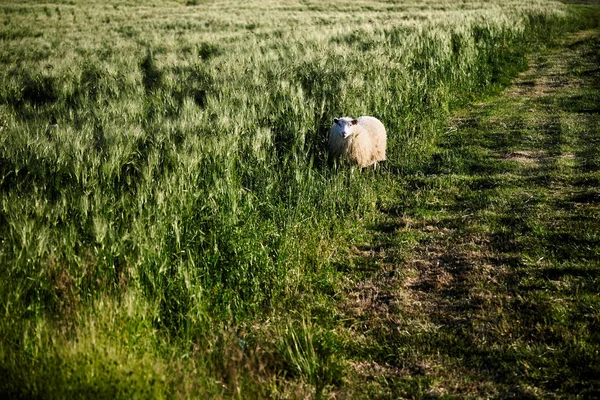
[332,117,359,139]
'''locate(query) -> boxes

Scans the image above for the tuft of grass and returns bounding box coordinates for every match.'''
[273,316,346,397]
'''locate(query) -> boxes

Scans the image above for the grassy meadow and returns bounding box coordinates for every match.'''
[0,0,598,397]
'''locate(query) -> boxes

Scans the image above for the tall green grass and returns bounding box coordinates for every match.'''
[0,0,593,397]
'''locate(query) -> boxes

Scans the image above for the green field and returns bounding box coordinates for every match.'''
[0,0,598,398]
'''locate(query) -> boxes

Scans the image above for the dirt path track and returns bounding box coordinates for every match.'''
[341,30,600,398]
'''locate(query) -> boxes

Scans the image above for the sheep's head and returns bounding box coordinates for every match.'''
[332,117,359,139]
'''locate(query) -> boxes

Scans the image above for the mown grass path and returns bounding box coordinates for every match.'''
[340,29,600,398]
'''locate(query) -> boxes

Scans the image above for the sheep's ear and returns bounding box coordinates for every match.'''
[351,119,358,125]
[333,118,339,124]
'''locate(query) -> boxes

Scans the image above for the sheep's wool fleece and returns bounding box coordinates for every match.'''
[328,116,386,168]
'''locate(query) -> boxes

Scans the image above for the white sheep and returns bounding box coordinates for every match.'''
[328,116,387,169]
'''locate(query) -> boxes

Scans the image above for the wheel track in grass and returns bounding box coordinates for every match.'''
[340,28,600,398]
